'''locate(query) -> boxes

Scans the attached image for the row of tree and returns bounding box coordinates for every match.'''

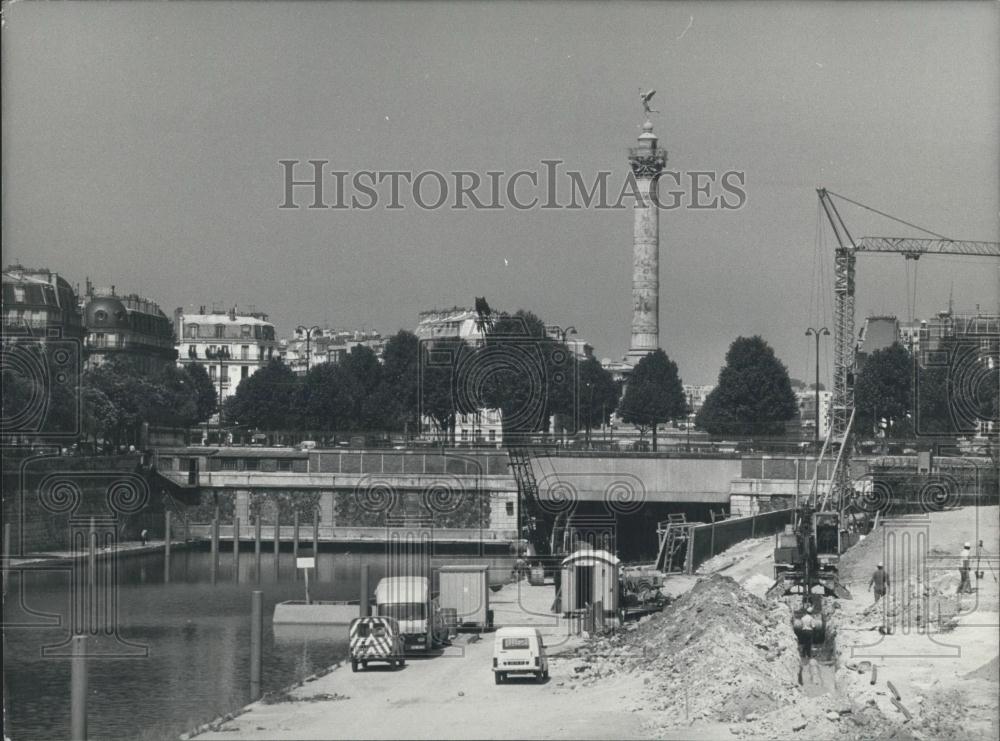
[222,307,806,447]
[0,347,219,449]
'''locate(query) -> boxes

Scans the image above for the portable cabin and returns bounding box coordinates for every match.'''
[560,548,620,618]
[437,564,493,630]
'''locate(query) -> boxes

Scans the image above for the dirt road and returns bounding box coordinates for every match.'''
[191,580,655,740]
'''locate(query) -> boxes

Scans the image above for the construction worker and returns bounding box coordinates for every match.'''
[799,605,816,657]
[959,541,973,594]
[869,562,889,604]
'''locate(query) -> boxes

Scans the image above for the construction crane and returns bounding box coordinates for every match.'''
[816,188,1000,511]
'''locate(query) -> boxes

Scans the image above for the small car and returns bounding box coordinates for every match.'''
[349,616,406,671]
[492,626,548,684]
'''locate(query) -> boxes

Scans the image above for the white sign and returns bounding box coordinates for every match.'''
[296,557,315,569]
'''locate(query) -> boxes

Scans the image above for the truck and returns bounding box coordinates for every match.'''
[374,576,446,651]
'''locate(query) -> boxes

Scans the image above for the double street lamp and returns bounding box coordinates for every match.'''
[805,327,830,445]
[296,325,322,373]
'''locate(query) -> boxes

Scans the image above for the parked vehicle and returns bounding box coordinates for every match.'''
[298,440,318,450]
[438,565,494,632]
[374,576,446,651]
[492,626,548,684]
[349,616,406,671]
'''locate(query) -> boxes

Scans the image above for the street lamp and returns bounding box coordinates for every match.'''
[584,381,594,448]
[805,327,830,445]
[556,326,577,344]
[296,325,322,373]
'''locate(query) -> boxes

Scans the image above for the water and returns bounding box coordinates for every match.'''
[3,546,515,741]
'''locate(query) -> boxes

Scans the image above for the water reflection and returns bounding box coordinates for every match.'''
[4,547,514,741]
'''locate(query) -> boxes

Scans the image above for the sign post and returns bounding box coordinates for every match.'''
[296,548,315,604]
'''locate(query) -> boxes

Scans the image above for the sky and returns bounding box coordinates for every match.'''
[3,0,998,385]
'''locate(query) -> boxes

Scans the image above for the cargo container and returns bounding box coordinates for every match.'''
[437,564,493,631]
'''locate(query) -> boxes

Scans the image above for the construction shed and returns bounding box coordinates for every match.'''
[437,564,492,630]
[560,548,620,618]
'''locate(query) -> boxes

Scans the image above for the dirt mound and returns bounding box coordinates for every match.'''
[964,655,999,682]
[573,574,801,725]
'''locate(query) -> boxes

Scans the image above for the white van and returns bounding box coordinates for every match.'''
[492,626,548,684]
[298,440,318,451]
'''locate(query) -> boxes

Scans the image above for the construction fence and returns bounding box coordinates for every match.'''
[685,508,795,575]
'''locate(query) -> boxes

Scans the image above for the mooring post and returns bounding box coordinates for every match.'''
[254,515,262,581]
[359,564,370,617]
[710,518,716,558]
[71,634,88,741]
[164,511,172,583]
[751,509,757,539]
[88,516,97,588]
[210,518,218,584]
[233,516,241,581]
[3,521,11,596]
[250,590,263,701]
[292,510,300,582]
[312,508,319,580]
[273,515,280,577]
[184,515,190,544]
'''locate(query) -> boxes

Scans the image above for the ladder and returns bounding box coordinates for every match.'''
[655,514,692,573]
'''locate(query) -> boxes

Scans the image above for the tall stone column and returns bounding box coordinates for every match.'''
[626,120,667,365]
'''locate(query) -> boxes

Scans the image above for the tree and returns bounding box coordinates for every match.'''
[420,336,475,443]
[378,330,421,433]
[149,364,199,428]
[854,343,913,439]
[225,358,299,430]
[696,336,798,437]
[478,310,573,442]
[293,362,363,431]
[185,362,218,423]
[342,345,382,395]
[577,356,620,444]
[618,349,686,450]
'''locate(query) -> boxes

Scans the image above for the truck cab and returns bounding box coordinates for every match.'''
[374,576,445,651]
[492,627,548,684]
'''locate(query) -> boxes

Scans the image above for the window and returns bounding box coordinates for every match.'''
[14,286,25,302]
[461,429,468,440]
[186,324,199,338]
[188,345,198,359]
[241,324,252,338]
[377,603,425,621]
[244,458,259,471]
[502,637,530,650]
[209,366,217,379]
[277,460,293,472]
[241,345,249,360]
[488,430,496,441]
[505,501,514,517]
[215,324,225,338]
[241,366,249,379]
[221,458,238,471]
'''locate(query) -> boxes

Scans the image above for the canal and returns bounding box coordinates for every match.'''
[3,546,516,741]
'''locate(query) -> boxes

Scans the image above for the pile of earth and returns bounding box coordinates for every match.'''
[570,574,802,725]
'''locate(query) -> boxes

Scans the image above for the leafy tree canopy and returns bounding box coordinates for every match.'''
[696,335,798,437]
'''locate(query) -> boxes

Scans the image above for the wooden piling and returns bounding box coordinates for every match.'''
[71,634,88,740]
[359,564,370,617]
[210,518,218,584]
[312,509,319,580]
[250,590,263,701]
[293,511,300,582]
[164,511,171,583]
[233,516,240,580]
[3,521,11,596]
[254,516,262,581]
[88,517,96,588]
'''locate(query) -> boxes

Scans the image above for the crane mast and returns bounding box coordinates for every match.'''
[816,188,1000,512]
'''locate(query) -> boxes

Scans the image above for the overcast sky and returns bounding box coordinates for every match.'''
[3,1,998,385]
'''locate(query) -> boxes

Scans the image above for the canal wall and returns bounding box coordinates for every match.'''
[2,453,178,553]
[152,447,519,540]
